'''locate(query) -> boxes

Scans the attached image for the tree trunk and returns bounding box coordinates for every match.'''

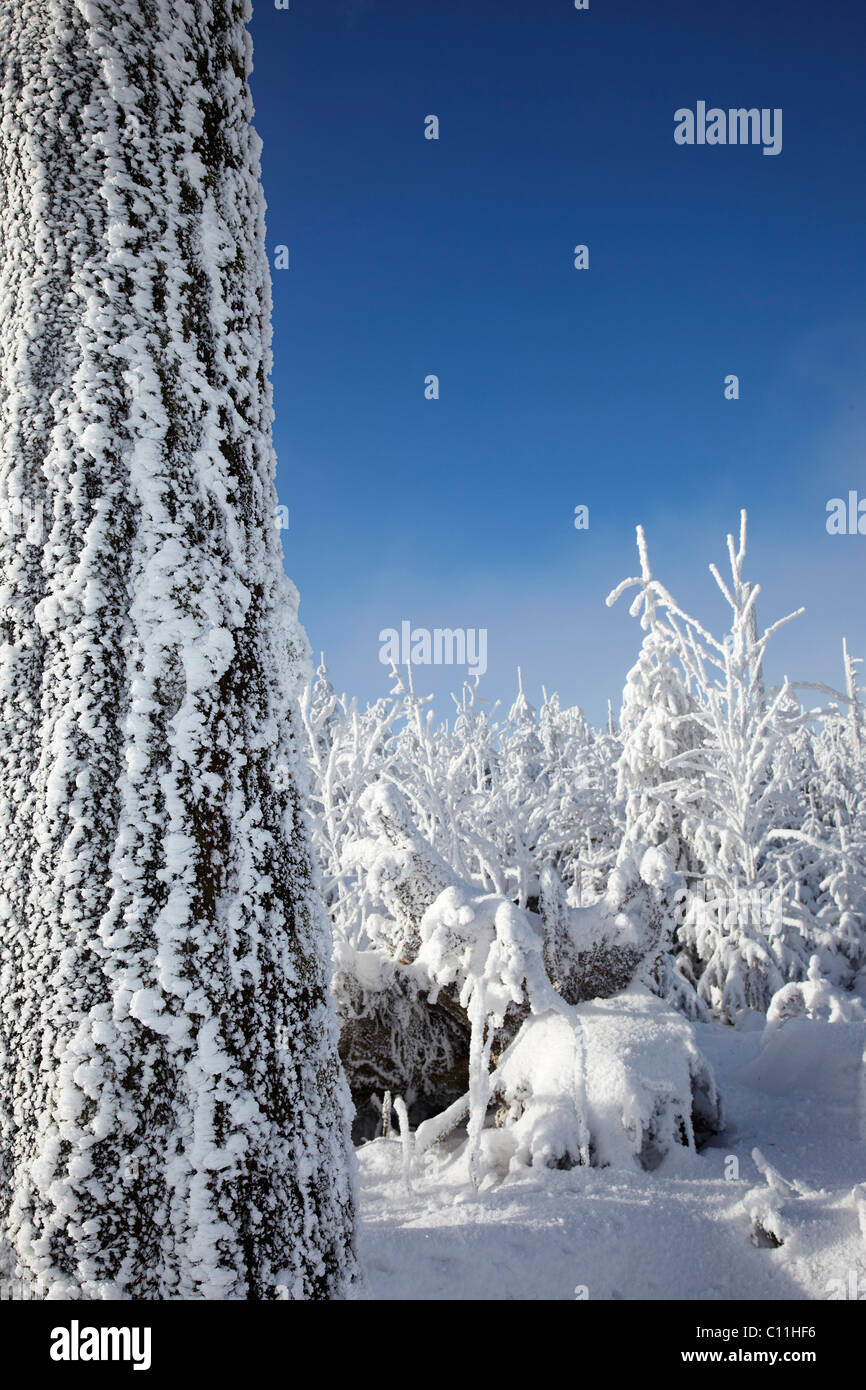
[0,0,356,1299]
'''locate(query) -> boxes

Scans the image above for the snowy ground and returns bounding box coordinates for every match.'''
[357,1017,866,1300]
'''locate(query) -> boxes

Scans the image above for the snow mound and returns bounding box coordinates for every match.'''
[493,988,722,1176]
[576,989,722,1170]
[495,1012,589,1172]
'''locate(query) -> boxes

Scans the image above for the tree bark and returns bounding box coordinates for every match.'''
[0,0,356,1299]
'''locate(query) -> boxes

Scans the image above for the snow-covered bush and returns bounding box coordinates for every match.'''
[489,989,721,1176]
[573,989,722,1170]
[766,956,866,1029]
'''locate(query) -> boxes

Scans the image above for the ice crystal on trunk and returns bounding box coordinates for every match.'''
[0,0,356,1299]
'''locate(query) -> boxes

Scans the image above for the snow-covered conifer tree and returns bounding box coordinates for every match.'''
[0,0,355,1298]
[609,525,701,875]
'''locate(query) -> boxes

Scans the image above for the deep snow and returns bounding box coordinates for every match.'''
[357,1015,866,1300]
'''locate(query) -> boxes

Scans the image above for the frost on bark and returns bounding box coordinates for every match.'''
[0,0,356,1299]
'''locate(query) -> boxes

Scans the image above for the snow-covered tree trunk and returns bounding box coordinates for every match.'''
[0,0,356,1299]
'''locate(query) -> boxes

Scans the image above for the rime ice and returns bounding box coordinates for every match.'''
[0,0,356,1299]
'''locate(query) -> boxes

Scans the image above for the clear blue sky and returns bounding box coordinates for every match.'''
[248,0,866,723]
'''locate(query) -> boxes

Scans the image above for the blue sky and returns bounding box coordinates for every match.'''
[248,0,866,723]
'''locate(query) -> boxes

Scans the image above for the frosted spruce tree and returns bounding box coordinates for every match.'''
[0,1,356,1298]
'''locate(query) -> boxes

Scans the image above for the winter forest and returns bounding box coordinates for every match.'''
[0,0,864,1325]
[304,513,866,1300]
